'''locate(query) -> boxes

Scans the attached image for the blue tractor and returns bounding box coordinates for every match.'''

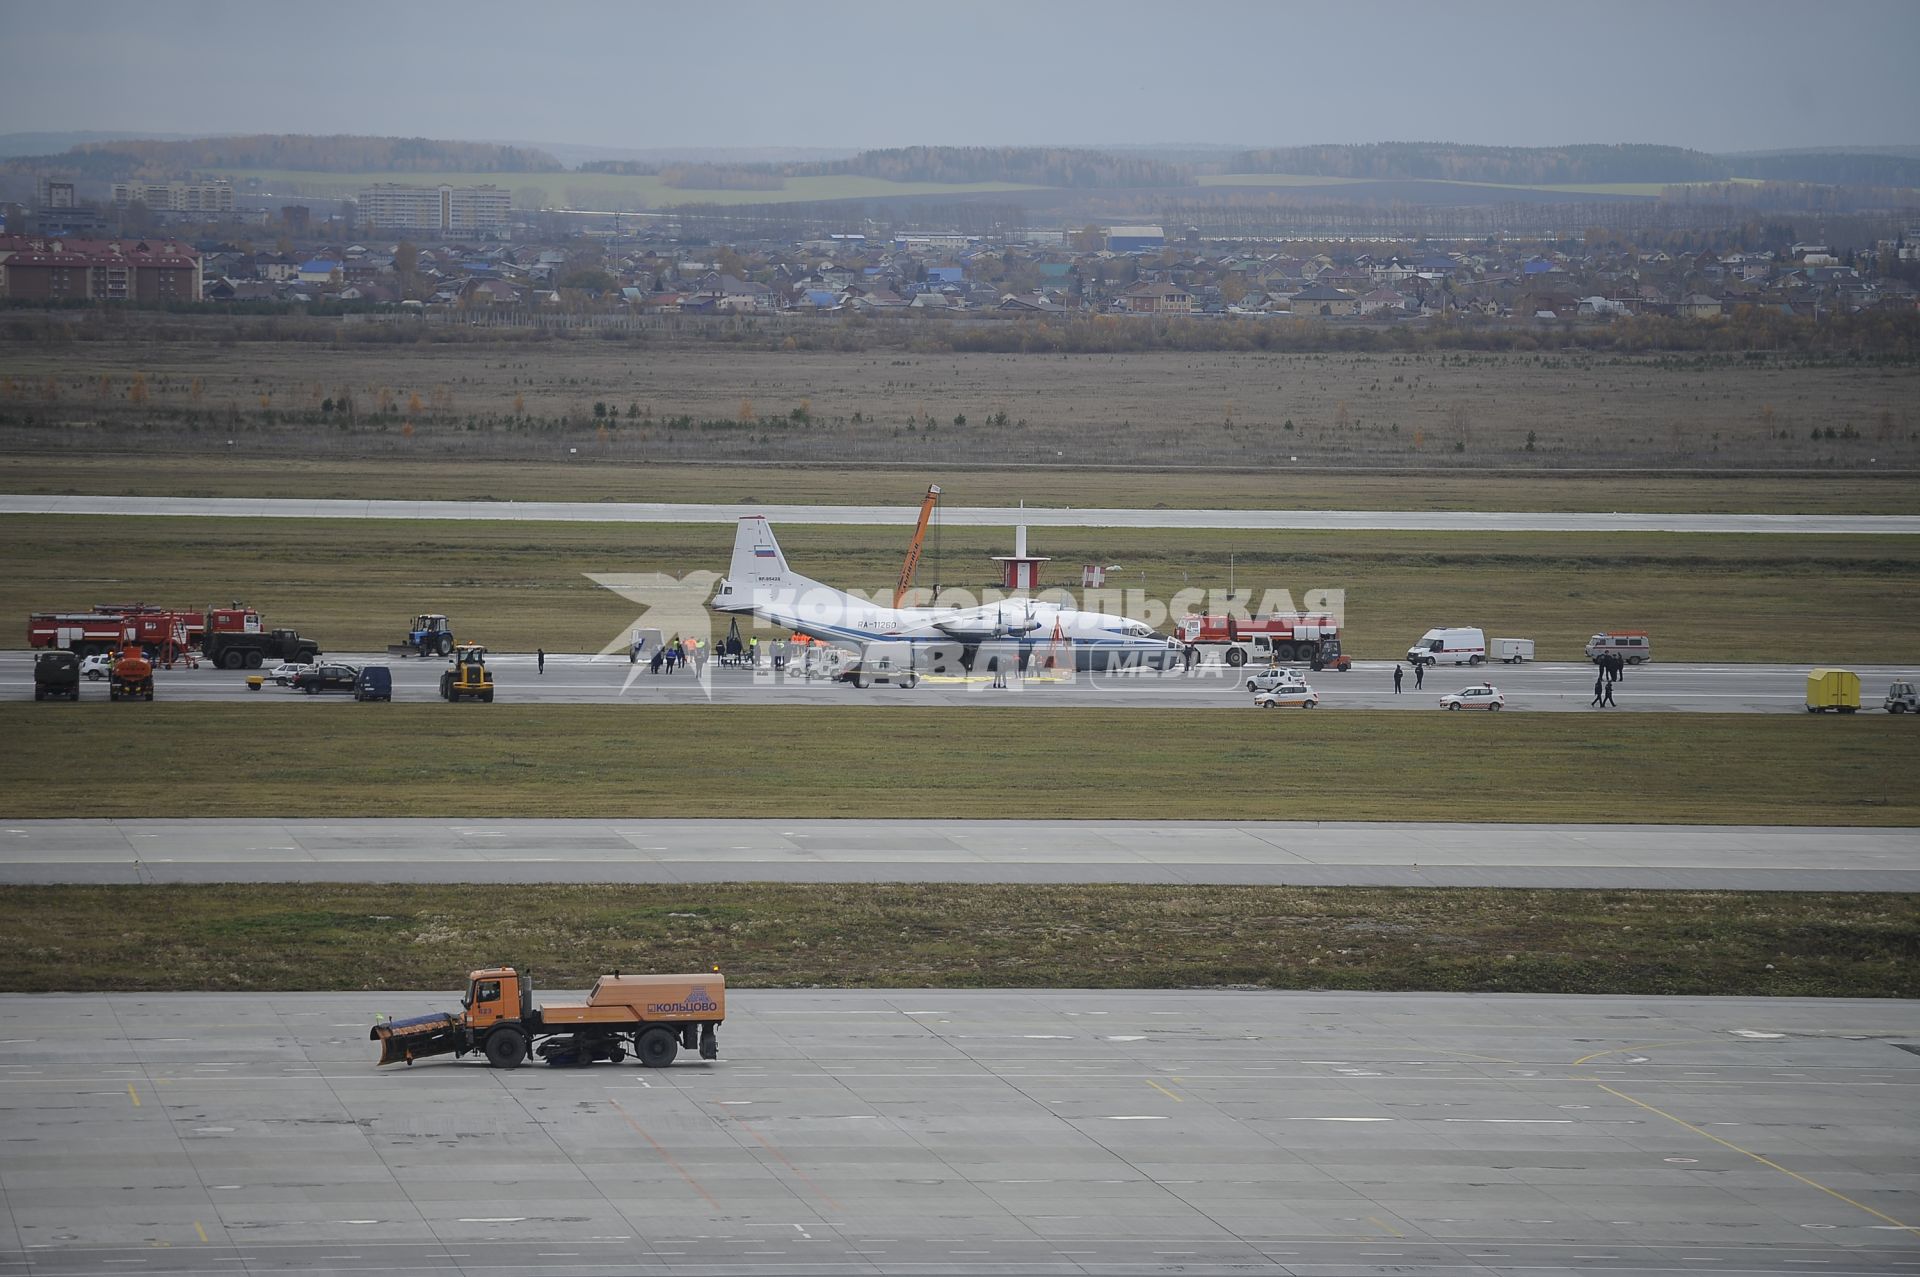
[390,613,453,658]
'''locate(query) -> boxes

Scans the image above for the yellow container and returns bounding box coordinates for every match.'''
[1806,668,1861,713]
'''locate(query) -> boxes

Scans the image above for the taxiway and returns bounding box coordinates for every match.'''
[0,989,1914,1276]
[3,818,1915,890]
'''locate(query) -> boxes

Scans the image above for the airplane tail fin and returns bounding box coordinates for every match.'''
[713,516,847,614]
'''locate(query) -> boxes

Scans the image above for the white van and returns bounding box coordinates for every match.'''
[1585,631,1652,665]
[1407,626,1487,666]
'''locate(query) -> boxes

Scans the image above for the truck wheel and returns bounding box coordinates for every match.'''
[481,690,494,703]
[245,651,263,669]
[607,1046,626,1065]
[635,1027,679,1068]
[221,650,245,670]
[1225,648,1246,668]
[484,1027,528,1069]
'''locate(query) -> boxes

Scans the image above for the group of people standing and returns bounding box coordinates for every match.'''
[1590,650,1627,707]
[1391,662,1424,692]
[646,635,702,674]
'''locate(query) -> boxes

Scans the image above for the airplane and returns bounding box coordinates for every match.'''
[711,515,1183,673]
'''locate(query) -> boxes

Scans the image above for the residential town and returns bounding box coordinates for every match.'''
[4,203,1916,325]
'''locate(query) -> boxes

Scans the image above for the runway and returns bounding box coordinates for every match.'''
[7,493,1919,534]
[0,989,1913,1277]
[5,818,1916,890]
[8,650,1913,713]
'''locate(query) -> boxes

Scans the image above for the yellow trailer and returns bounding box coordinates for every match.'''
[1806,668,1861,714]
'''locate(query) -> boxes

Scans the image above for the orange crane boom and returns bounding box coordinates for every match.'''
[893,484,942,608]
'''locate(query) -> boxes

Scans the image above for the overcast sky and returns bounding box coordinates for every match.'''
[3,0,1915,156]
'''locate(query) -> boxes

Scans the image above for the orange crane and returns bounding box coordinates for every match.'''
[893,484,942,608]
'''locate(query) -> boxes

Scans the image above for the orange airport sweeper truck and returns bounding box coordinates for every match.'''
[371,967,723,1069]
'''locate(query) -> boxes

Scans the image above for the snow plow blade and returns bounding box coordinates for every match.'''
[371,1012,462,1066]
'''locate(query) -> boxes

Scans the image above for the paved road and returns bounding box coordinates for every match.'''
[1,989,1913,1277]
[7,492,1920,533]
[6,818,1915,890]
[10,650,1914,713]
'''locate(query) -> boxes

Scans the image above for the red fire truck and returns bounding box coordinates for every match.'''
[28,603,319,668]
[1176,612,1351,671]
[27,605,205,658]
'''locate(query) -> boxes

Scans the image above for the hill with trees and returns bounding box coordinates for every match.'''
[9,134,563,179]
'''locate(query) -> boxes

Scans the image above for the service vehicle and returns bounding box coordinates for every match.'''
[392,613,454,658]
[1439,683,1504,710]
[440,643,494,702]
[267,661,314,686]
[1585,631,1652,665]
[29,603,319,668]
[1407,626,1487,666]
[353,666,393,702]
[108,645,155,701]
[1253,682,1320,709]
[1805,668,1860,713]
[837,640,920,689]
[28,606,201,657]
[33,651,80,701]
[79,652,114,681]
[1491,638,1535,664]
[1886,680,1919,714]
[1178,612,1350,670]
[292,662,361,694]
[370,966,724,1070]
[1245,665,1310,693]
[202,620,320,671]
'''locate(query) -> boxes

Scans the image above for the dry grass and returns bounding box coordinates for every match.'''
[3,514,1914,661]
[6,453,1918,515]
[4,339,1914,470]
[1,705,1913,824]
[3,882,1913,997]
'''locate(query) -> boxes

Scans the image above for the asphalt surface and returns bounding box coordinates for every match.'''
[4,818,1916,891]
[1,989,1913,1277]
[10,651,1915,713]
[7,493,1920,534]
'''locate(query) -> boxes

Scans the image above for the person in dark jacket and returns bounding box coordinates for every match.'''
[537,647,546,674]
[1592,672,1606,706]
[1603,675,1617,706]
[1414,662,1424,690]
[1393,664,1403,693]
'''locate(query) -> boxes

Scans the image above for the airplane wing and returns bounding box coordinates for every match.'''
[930,607,1042,642]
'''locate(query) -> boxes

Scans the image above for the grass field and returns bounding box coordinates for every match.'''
[211,167,1733,207]
[1,706,1912,823]
[5,341,1914,471]
[1198,174,1676,197]
[3,883,1912,997]
[211,168,1044,209]
[6,454,1918,515]
[3,515,1914,661]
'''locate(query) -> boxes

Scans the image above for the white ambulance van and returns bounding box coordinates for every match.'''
[1406,626,1487,666]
